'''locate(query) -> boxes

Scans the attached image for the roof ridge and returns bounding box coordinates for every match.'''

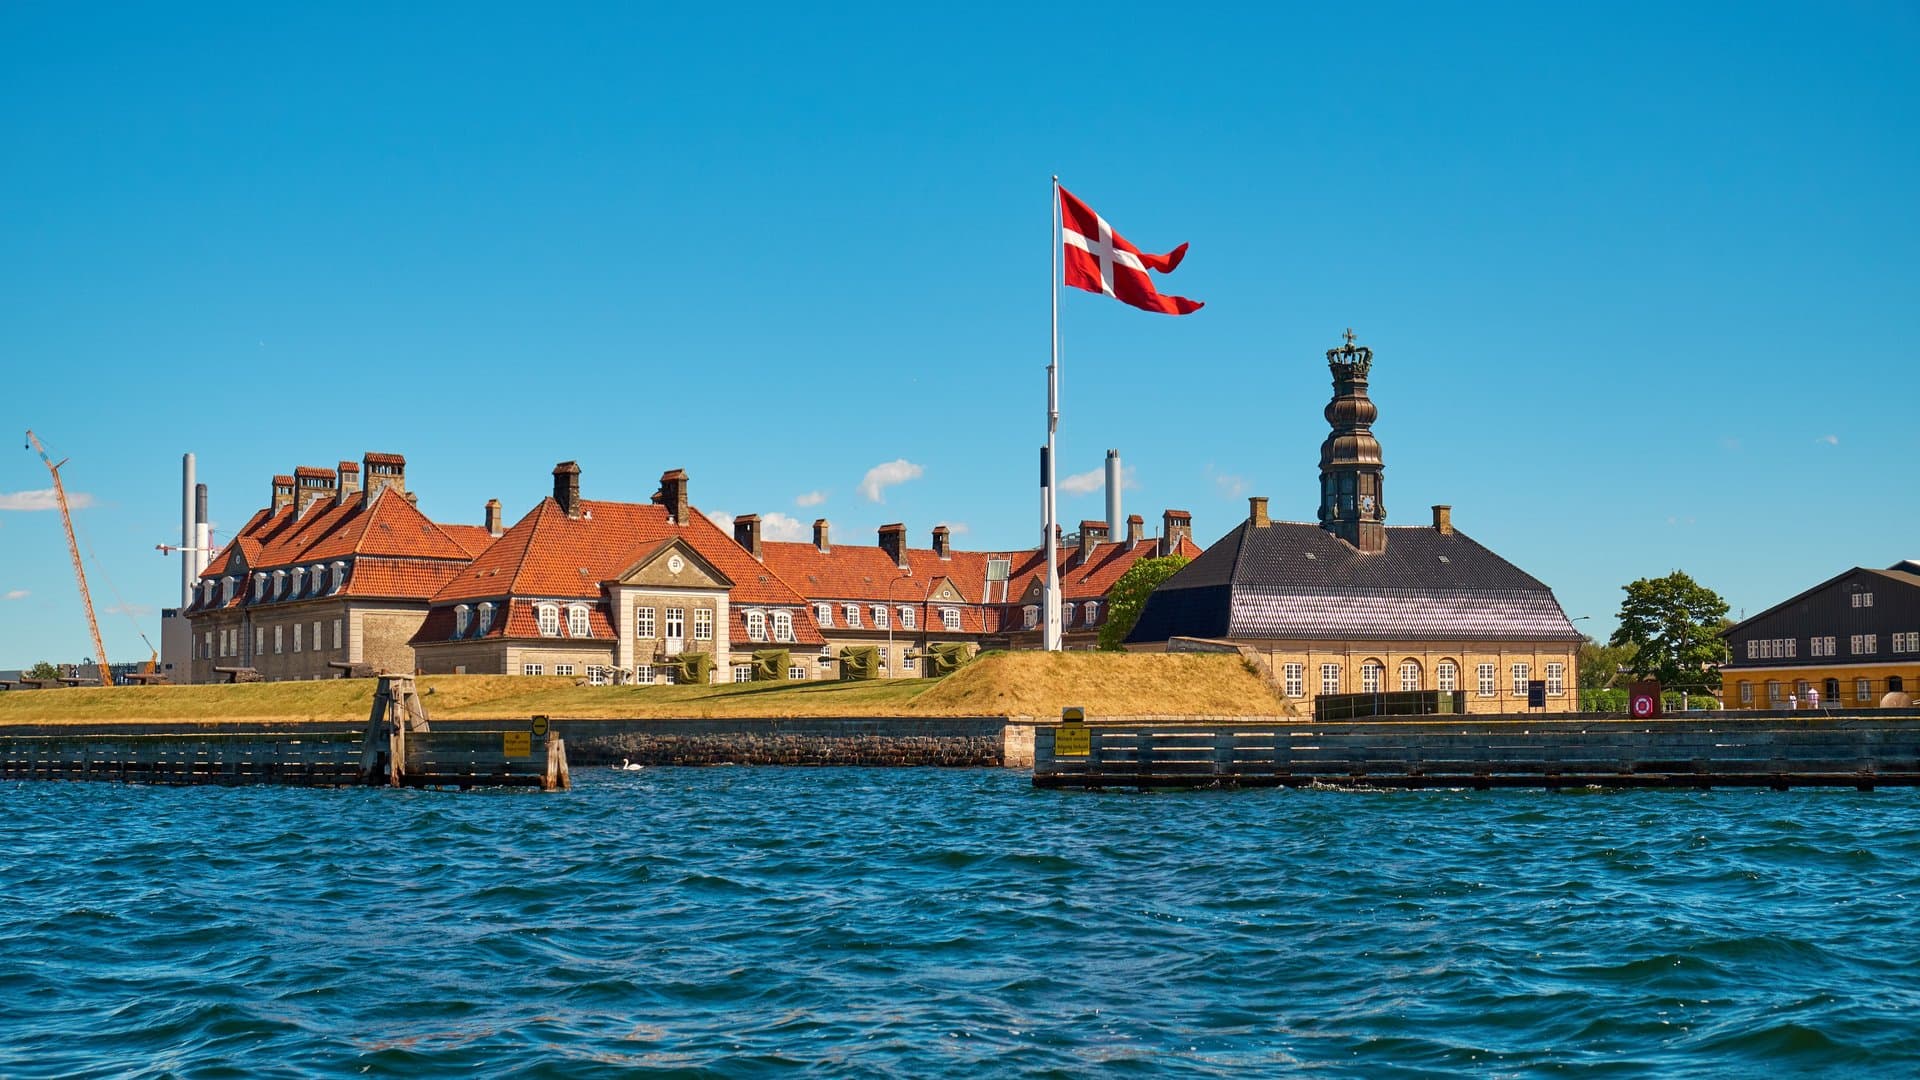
[505,498,559,597]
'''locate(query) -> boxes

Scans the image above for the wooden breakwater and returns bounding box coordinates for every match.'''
[1034,713,1920,790]
[0,676,568,790]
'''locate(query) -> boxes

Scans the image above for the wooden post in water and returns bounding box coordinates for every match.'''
[360,674,432,787]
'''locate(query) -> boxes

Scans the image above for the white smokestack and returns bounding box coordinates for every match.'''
[1104,449,1122,534]
[194,483,210,580]
[181,454,196,606]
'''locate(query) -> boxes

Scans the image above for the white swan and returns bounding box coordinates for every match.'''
[615,758,644,771]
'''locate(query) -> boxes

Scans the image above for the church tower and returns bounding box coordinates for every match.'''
[1317,329,1386,553]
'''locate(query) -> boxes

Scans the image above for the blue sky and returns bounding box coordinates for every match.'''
[2,2,1916,666]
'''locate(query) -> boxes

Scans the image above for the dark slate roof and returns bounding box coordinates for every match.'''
[1127,520,1583,643]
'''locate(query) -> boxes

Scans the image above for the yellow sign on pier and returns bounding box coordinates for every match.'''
[1055,706,1089,757]
[503,731,532,757]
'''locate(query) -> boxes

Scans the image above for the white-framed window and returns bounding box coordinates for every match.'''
[587,666,607,686]
[222,576,237,604]
[635,664,654,684]
[556,664,575,677]
[473,605,489,637]
[734,665,753,683]
[1399,660,1421,692]
[1747,639,1758,659]
[1477,663,1496,696]
[873,605,889,630]
[636,606,656,639]
[523,663,543,676]
[273,570,286,600]
[1023,605,1039,630]
[1320,663,1342,695]
[567,604,591,638]
[900,607,915,629]
[773,611,794,642]
[1063,602,1076,626]
[694,608,714,641]
[256,628,265,655]
[1437,661,1458,693]
[1361,662,1381,694]
[1863,592,1875,607]
[902,652,916,672]
[1857,678,1872,701]
[665,608,685,641]
[274,625,284,654]
[1546,662,1564,696]
[1894,631,1917,653]
[818,646,833,667]
[879,648,890,674]
[845,603,861,628]
[1085,601,1100,624]
[455,605,470,637]
[816,603,833,627]
[1511,663,1530,695]
[1767,680,1782,703]
[289,567,303,597]
[536,604,560,638]
[330,561,347,594]
[1852,634,1878,655]
[789,665,807,680]
[1284,663,1303,697]
[253,573,267,602]
[1739,680,1753,704]
[746,610,767,642]
[942,607,961,631]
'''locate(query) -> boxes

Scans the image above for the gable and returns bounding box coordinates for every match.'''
[928,577,967,603]
[618,538,734,590]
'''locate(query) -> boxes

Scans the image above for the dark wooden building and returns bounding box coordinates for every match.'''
[1720,562,1920,708]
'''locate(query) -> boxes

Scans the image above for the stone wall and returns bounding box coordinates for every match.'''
[552,717,1010,767]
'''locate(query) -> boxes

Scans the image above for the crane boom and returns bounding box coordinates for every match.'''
[25,430,111,683]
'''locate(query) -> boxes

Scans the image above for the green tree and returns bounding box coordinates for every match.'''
[1578,635,1635,691]
[25,661,60,681]
[1607,571,1730,693]
[1097,555,1190,651]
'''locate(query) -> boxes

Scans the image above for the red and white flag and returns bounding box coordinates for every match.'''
[1059,186,1203,315]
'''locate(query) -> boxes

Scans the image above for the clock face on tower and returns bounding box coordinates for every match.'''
[1360,494,1376,514]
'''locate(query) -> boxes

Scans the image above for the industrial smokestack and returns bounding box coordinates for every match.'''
[194,484,210,579]
[1104,449,1122,535]
[181,454,196,606]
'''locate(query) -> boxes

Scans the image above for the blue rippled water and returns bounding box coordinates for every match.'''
[5,771,1920,1076]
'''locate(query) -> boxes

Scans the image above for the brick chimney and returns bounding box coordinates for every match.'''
[813,518,831,553]
[1249,496,1270,528]
[1432,504,1453,536]
[1160,509,1192,556]
[293,466,335,516]
[734,513,763,560]
[362,452,406,500]
[932,525,951,560]
[878,523,908,569]
[270,474,294,513]
[1126,514,1145,547]
[1078,519,1109,563]
[485,498,504,537]
[336,460,361,499]
[656,468,688,524]
[553,461,582,518]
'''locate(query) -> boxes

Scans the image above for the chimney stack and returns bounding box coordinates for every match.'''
[813,518,831,553]
[336,460,361,499]
[657,469,689,524]
[293,466,336,516]
[270,474,295,513]
[932,525,951,560]
[553,461,582,518]
[1105,450,1123,536]
[1126,514,1145,546]
[878,523,908,569]
[1432,504,1453,536]
[1078,519,1109,564]
[194,483,210,580]
[485,498,504,537]
[1249,496,1270,528]
[181,454,196,607]
[362,452,407,500]
[1160,509,1192,557]
[734,513,763,560]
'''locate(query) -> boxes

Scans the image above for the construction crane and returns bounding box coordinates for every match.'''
[25,430,112,684]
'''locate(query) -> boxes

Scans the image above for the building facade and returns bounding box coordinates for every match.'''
[1125,331,1584,715]
[1720,563,1920,708]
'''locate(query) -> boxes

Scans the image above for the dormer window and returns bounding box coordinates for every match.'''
[454,604,471,638]
[1063,602,1076,626]
[1023,605,1039,629]
[289,567,304,597]
[816,602,833,628]
[942,607,960,631]
[772,611,793,642]
[272,570,287,600]
[845,603,861,628]
[329,561,348,594]
[221,576,237,605]
[201,580,215,606]
[746,611,767,642]
[476,602,495,636]
[253,573,267,602]
[536,603,560,637]
[566,604,591,638]
[899,607,915,630]
[872,605,889,630]
[1085,601,1100,624]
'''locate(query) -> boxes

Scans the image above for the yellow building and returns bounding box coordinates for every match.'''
[1720,563,1920,708]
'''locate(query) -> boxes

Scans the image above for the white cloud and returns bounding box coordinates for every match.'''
[708,511,735,534]
[1816,434,1839,446]
[3,589,27,601]
[1212,473,1247,498]
[0,488,96,512]
[106,602,155,618]
[761,512,807,541]
[795,491,827,508]
[1058,464,1137,496]
[939,521,969,535]
[859,459,924,503]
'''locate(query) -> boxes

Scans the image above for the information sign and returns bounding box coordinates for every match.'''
[503,730,532,757]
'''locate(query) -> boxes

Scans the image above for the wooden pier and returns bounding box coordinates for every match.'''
[0,676,568,790]
[1034,713,1920,791]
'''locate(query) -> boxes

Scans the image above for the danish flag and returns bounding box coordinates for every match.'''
[1059,186,1203,315]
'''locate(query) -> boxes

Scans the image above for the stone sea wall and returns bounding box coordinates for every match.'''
[550,717,1023,768]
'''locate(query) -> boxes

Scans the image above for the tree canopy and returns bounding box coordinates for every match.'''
[25,661,60,681]
[1098,555,1189,651]
[1607,571,1730,692]
[1578,636,1636,691]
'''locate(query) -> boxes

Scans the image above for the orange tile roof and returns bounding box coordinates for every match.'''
[759,541,994,604]
[1003,536,1203,603]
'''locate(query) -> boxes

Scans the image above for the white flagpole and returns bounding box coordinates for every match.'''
[1044,175,1062,652]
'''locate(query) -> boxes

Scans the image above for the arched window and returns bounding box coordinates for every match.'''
[289,567,304,597]
[222,576,237,605]
[772,611,793,642]
[1085,601,1100,624]
[1023,605,1039,630]
[1063,602,1076,626]
[899,606,915,629]
[1361,661,1382,694]
[1436,660,1458,693]
[253,573,267,602]
[272,570,287,600]
[942,608,961,631]
[329,561,348,594]
[566,604,591,638]
[1399,660,1421,692]
[309,566,326,596]
[476,602,495,636]
[746,611,767,642]
[536,604,560,638]
[454,605,471,638]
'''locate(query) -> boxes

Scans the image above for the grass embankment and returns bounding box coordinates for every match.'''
[0,651,1286,726]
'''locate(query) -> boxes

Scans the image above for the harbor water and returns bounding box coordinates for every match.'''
[5,769,1920,1076]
